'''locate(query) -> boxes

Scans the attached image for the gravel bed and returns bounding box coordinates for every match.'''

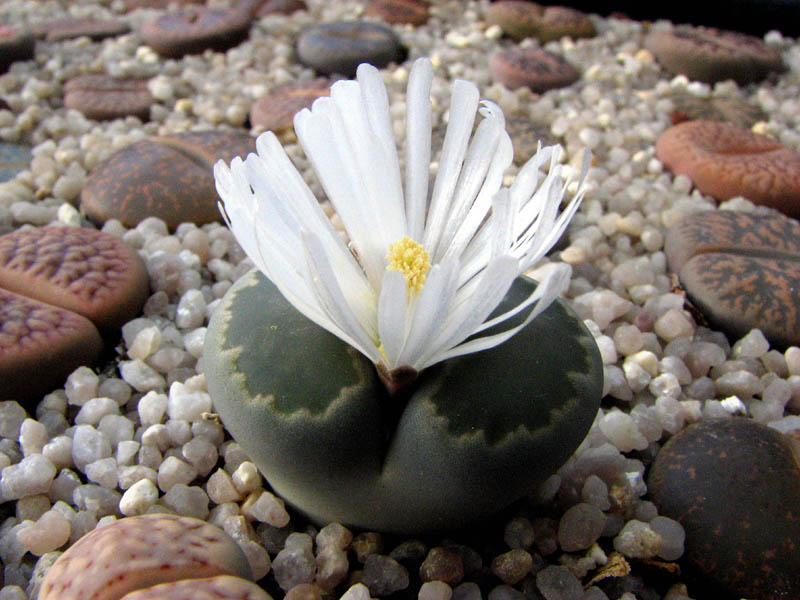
[1,1,799,599]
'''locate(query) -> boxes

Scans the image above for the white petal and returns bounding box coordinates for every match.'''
[417,255,518,369]
[302,231,382,363]
[423,79,479,257]
[397,258,460,368]
[436,263,572,362]
[377,270,408,366]
[404,58,433,242]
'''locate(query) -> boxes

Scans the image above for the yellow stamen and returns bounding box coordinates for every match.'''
[386,236,431,293]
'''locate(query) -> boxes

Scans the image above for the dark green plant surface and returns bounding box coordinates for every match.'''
[204,268,602,534]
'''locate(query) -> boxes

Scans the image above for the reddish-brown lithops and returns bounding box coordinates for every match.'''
[140,6,252,58]
[666,210,800,348]
[648,419,800,600]
[656,120,800,218]
[249,78,332,136]
[489,47,579,92]
[32,17,130,42]
[0,226,149,332]
[64,75,153,122]
[39,514,257,600]
[0,288,103,403]
[645,26,784,84]
[365,0,431,26]
[81,131,255,230]
[486,1,595,42]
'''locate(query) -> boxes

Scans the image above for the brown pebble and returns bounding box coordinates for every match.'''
[64,75,153,122]
[490,549,533,585]
[665,210,800,349]
[81,130,255,230]
[0,26,35,73]
[32,17,129,42]
[656,120,800,218]
[489,47,579,92]
[645,26,784,84]
[119,576,271,600]
[365,0,431,26]
[0,226,149,333]
[39,514,253,600]
[419,547,464,586]
[0,288,102,404]
[505,115,558,165]
[649,419,800,600]
[140,6,251,58]
[250,78,332,136]
[486,1,595,42]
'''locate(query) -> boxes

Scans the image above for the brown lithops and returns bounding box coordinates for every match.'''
[665,210,800,349]
[656,120,800,218]
[649,419,800,600]
[140,6,252,58]
[32,17,130,42]
[64,75,153,122]
[489,47,579,92]
[0,226,149,332]
[39,514,259,600]
[249,78,333,137]
[486,1,595,43]
[0,288,103,403]
[645,26,784,84]
[365,0,431,26]
[81,131,255,230]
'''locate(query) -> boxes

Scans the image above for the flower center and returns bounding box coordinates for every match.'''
[386,236,430,293]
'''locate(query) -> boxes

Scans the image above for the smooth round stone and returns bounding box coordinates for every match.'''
[645,26,784,84]
[648,419,800,600]
[31,17,130,42]
[0,288,102,404]
[0,26,35,73]
[140,7,251,58]
[204,270,602,533]
[664,90,767,129]
[64,75,153,121]
[39,514,253,600]
[81,130,255,230]
[505,115,558,165]
[489,47,579,92]
[665,210,800,349]
[0,142,33,183]
[365,0,431,26]
[0,226,149,333]
[656,120,800,218]
[486,1,595,42]
[249,78,332,137]
[296,21,405,78]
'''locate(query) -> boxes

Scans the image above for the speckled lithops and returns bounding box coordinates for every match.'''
[38,514,263,600]
[63,75,153,122]
[204,270,602,533]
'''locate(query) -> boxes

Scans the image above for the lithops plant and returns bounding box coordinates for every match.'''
[204,58,602,533]
[38,514,270,600]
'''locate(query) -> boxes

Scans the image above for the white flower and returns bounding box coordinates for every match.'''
[214,58,589,391]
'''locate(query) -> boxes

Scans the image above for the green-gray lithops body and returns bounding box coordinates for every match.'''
[204,269,602,533]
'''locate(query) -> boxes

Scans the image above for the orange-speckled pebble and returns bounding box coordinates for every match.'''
[39,514,253,600]
[119,576,272,600]
[655,120,800,218]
